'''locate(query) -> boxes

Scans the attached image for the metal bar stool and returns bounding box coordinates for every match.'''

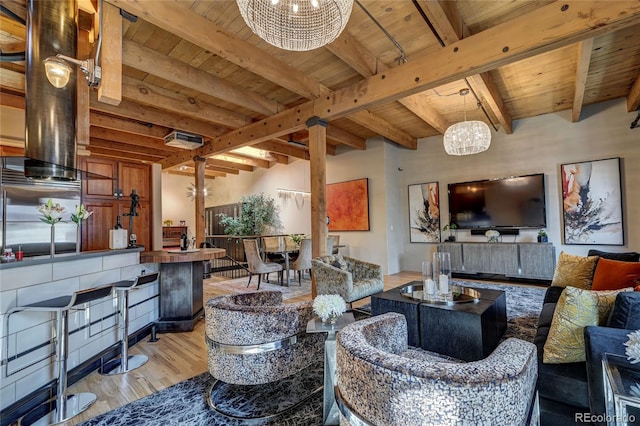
[101,272,160,375]
[5,285,114,425]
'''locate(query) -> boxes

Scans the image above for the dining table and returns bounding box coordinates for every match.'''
[262,246,298,286]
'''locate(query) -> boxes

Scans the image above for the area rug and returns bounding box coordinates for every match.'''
[79,362,324,426]
[80,280,545,426]
[205,274,312,301]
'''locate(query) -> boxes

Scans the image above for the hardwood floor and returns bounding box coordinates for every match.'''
[66,271,542,424]
[66,272,419,425]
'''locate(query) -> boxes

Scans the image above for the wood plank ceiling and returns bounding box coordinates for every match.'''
[1,0,639,179]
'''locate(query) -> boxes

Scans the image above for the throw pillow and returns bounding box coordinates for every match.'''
[323,255,347,271]
[591,258,640,291]
[588,249,640,263]
[550,252,598,289]
[543,286,630,363]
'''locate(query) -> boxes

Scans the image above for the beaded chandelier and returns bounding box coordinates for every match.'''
[443,89,492,156]
[236,0,354,51]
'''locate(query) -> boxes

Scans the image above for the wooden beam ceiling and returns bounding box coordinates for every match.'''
[108,0,416,148]
[572,39,594,122]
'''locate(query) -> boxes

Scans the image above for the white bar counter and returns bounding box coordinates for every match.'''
[0,248,159,411]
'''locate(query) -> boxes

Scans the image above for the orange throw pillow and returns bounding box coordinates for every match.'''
[591,258,640,291]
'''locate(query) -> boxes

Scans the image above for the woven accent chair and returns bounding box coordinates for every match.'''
[204,291,325,419]
[243,239,282,289]
[288,238,312,285]
[311,254,384,307]
[335,313,539,426]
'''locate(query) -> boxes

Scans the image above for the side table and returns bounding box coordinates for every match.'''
[603,353,640,425]
[307,312,355,425]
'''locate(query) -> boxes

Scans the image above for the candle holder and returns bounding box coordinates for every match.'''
[433,252,452,302]
[422,260,437,301]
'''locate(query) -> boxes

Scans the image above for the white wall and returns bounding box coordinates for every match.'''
[160,98,639,274]
[160,173,196,236]
[397,98,640,271]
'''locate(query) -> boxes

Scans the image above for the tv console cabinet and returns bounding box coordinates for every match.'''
[437,242,555,281]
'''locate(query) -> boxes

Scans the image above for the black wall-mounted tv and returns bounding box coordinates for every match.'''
[448,174,546,230]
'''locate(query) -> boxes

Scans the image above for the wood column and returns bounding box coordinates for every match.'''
[97,2,122,105]
[76,29,91,155]
[308,117,328,297]
[194,156,206,247]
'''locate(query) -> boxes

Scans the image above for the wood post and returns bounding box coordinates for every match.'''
[194,156,206,248]
[307,117,328,297]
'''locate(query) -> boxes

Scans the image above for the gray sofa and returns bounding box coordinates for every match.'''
[534,250,640,425]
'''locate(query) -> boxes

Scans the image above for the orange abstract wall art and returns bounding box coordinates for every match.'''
[326,178,370,231]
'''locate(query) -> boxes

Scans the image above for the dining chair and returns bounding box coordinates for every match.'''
[261,235,285,264]
[327,237,335,255]
[243,239,283,289]
[288,238,312,285]
[328,234,340,254]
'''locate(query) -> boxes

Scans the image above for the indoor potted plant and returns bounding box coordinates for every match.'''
[537,229,548,243]
[442,223,458,242]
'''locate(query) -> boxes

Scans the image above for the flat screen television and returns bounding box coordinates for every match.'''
[448,174,546,230]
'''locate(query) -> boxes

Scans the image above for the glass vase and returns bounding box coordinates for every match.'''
[76,225,81,254]
[433,252,452,302]
[50,225,55,258]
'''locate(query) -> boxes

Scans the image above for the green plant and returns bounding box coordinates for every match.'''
[217,193,282,236]
[538,229,548,237]
[290,233,306,246]
[442,223,458,232]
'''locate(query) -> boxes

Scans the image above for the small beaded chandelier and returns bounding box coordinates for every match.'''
[443,89,492,156]
[236,0,354,51]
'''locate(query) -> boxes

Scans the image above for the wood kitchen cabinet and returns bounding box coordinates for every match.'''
[78,157,152,251]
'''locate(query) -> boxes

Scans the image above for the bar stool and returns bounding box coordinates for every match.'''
[6,285,114,425]
[101,272,160,375]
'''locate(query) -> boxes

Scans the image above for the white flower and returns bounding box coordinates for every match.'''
[485,230,500,238]
[313,294,347,322]
[71,204,94,225]
[37,199,66,225]
[625,330,640,364]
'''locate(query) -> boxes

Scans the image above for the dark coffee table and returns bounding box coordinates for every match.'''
[371,281,507,361]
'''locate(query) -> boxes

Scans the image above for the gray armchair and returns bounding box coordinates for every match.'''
[311,254,383,306]
[336,313,539,426]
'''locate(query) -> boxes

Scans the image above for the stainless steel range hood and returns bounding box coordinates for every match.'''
[24,0,78,180]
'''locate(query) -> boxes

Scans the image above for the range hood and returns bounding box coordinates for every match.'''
[24,0,78,180]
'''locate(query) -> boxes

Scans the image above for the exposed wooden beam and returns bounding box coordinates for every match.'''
[109,0,415,147]
[89,94,227,139]
[308,119,328,264]
[160,104,312,168]
[265,152,289,165]
[329,30,450,134]
[312,1,640,121]
[97,2,123,105]
[206,159,254,172]
[90,111,170,138]
[0,145,24,156]
[206,165,239,175]
[122,40,280,117]
[0,91,24,109]
[326,123,365,150]
[416,0,512,134]
[90,127,174,152]
[88,146,158,163]
[628,74,640,112]
[348,111,416,149]
[213,153,271,169]
[169,167,224,178]
[122,76,248,129]
[0,68,25,92]
[572,39,594,122]
[0,15,25,41]
[254,141,310,161]
[89,137,167,158]
[1,1,27,22]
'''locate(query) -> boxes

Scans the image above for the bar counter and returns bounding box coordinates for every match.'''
[140,248,226,332]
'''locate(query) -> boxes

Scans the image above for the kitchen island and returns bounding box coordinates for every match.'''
[140,248,226,332]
